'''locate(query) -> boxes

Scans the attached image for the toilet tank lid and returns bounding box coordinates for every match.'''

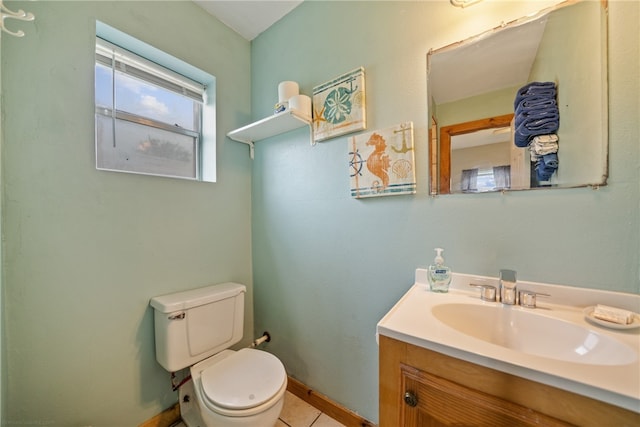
[150,282,246,313]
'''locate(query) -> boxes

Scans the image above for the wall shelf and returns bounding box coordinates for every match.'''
[227,109,313,159]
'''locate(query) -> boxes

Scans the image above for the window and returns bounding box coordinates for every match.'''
[460,166,511,192]
[94,26,215,181]
[475,168,497,192]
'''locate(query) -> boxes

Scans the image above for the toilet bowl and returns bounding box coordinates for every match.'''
[149,283,288,427]
[185,348,287,426]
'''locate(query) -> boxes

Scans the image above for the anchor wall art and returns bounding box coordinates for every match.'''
[349,122,416,198]
[313,67,366,142]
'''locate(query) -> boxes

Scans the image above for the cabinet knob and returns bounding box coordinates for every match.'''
[404,391,418,407]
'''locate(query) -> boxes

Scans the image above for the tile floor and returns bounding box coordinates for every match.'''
[277,391,346,427]
[172,391,346,427]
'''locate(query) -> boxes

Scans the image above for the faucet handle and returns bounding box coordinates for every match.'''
[469,284,497,302]
[519,290,550,308]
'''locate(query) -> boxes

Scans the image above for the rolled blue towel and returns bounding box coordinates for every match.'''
[515,109,559,128]
[520,81,556,91]
[514,134,530,148]
[541,153,559,169]
[516,102,559,117]
[514,131,531,148]
[535,160,556,181]
[520,117,559,133]
[513,114,559,147]
[536,167,554,182]
[514,82,557,108]
[514,81,556,98]
[515,96,557,113]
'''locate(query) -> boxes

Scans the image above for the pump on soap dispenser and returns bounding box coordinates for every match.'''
[428,248,452,293]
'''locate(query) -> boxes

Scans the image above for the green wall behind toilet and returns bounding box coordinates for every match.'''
[2,1,252,424]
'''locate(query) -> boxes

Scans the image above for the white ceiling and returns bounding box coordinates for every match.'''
[429,13,549,105]
[193,0,304,41]
[452,127,511,150]
[195,1,547,105]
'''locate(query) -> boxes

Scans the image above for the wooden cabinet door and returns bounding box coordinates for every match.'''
[400,364,572,427]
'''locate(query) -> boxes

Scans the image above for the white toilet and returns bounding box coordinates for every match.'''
[150,282,287,427]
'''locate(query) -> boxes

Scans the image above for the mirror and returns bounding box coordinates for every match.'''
[428,0,608,194]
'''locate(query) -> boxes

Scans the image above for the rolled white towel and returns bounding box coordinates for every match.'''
[532,134,559,144]
[593,304,635,325]
[530,135,559,156]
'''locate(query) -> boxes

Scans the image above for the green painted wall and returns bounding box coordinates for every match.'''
[1,0,638,425]
[1,1,251,425]
[0,28,4,423]
[436,85,518,128]
[251,0,639,422]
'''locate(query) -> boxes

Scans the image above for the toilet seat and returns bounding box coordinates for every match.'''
[192,348,287,417]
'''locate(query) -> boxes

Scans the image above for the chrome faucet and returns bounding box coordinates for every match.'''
[499,269,517,305]
[469,269,550,308]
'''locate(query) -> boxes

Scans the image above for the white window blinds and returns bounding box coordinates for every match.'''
[95,37,205,103]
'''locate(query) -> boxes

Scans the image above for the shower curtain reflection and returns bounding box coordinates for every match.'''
[493,165,511,190]
[461,169,478,192]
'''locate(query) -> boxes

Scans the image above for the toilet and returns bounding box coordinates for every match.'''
[150,282,287,427]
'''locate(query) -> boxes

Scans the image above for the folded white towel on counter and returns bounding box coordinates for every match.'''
[593,304,635,325]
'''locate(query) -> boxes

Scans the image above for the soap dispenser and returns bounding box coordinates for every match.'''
[428,248,451,293]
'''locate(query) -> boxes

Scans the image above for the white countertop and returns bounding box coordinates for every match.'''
[376,270,640,413]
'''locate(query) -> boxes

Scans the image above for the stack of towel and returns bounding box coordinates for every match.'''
[513,82,560,182]
[530,134,559,182]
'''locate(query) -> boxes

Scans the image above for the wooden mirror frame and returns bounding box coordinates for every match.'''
[433,113,514,195]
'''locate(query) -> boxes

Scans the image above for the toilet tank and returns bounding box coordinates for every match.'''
[150,282,246,372]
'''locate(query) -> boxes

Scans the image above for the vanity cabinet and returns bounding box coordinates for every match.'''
[379,335,640,427]
[399,364,569,426]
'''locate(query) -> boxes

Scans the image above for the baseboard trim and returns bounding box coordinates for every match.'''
[138,403,181,427]
[140,376,377,427]
[287,376,377,427]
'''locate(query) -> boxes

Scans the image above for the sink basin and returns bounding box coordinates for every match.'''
[377,273,640,411]
[431,303,638,366]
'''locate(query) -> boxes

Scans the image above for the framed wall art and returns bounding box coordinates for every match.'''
[349,122,416,198]
[313,67,366,142]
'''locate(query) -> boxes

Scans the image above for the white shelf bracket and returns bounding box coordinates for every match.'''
[236,140,254,159]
